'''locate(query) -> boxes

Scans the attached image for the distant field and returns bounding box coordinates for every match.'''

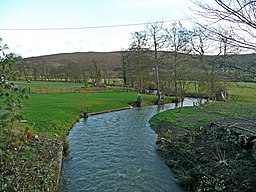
[16,80,84,88]
[14,80,84,93]
[14,80,127,93]
[16,79,124,87]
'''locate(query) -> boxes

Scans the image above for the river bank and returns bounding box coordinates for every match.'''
[149,83,256,191]
[152,116,256,191]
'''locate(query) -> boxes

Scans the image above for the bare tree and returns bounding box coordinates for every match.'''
[92,60,101,86]
[191,0,256,75]
[120,48,130,87]
[190,27,236,102]
[126,31,152,92]
[166,22,191,103]
[146,21,166,101]
[192,0,256,49]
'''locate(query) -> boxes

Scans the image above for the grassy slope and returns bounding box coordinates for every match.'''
[21,92,158,138]
[150,82,256,130]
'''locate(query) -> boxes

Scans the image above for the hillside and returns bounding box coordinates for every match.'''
[21,51,123,78]
[25,51,122,69]
[17,51,256,82]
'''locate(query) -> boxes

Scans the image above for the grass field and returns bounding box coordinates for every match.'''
[14,80,133,93]
[150,82,256,130]
[20,92,159,138]
[15,80,84,93]
[15,79,124,89]
[16,80,84,89]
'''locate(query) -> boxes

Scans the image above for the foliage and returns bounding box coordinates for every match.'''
[0,137,61,191]
[0,39,55,192]
[0,40,28,149]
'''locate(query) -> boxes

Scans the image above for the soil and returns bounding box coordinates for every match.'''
[155,116,256,192]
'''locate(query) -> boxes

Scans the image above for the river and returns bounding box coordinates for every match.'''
[59,98,196,192]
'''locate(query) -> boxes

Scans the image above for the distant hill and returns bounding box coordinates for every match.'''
[23,51,123,73]
[16,51,126,81]
[17,51,256,82]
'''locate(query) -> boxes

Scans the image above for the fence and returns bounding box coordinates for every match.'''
[27,87,136,94]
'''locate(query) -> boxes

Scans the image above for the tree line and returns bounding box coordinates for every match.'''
[121,21,249,102]
[16,57,119,86]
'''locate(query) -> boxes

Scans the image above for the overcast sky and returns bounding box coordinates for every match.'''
[0,0,197,58]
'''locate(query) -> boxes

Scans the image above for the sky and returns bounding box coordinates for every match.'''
[0,0,197,58]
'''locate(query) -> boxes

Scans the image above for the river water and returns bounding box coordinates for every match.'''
[59,98,196,192]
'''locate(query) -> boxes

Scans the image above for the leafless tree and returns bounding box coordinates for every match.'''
[191,0,256,75]
[146,21,166,101]
[190,26,244,102]
[192,0,256,49]
[166,22,191,103]
[127,31,151,92]
[92,60,101,86]
[120,48,129,86]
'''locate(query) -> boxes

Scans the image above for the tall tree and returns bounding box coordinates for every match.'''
[146,21,166,101]
[120,49,129,86]
[190,27,233,102]
[166,22,191,102]
[92,60,102,86]
[127,31,151,92]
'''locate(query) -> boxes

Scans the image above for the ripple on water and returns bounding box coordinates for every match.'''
[59,99,198,191]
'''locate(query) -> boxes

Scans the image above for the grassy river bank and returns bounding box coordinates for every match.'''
[150,82,256,191]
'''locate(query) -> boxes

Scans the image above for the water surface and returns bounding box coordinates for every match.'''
[59,98,196,192]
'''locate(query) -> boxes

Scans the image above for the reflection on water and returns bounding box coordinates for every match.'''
[59,98,197,192]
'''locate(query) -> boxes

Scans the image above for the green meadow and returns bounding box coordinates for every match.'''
[21,91,159,138]
[16,79,124,92]
[17,80,84,89]
[15,80,84,93]
[150,82,256,130]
